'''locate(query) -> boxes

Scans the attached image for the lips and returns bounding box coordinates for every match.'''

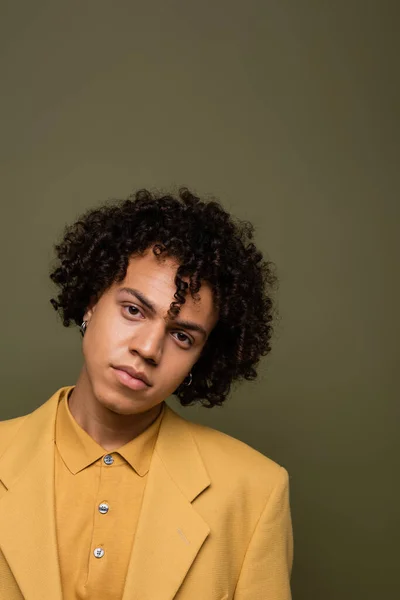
[112,365,151,387]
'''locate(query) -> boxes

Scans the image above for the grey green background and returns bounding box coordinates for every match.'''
[0,1,398,598]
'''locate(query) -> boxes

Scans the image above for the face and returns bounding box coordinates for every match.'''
[81,248,219,415]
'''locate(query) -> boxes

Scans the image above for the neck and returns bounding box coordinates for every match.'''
[68,365,164,451]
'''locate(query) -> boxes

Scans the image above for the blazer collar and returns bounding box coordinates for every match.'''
[0,386,211,600]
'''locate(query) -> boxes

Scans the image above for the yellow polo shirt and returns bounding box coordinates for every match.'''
[54,387,165,600]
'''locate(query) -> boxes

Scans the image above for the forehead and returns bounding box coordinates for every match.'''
[116,250,218,326]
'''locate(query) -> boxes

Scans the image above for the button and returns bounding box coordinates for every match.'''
[99,502,109,514]
[93,547,105,558]
[103,454,114,465]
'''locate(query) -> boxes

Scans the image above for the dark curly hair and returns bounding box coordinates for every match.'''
[49,187,278,408]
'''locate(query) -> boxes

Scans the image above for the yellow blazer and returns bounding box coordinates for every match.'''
[0,387,293,600]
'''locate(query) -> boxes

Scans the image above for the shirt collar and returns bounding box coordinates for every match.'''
[55,387,165,477]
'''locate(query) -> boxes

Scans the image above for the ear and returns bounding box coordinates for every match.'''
[83,295,98,322]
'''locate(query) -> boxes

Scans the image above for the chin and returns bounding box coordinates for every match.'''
[99,399,134,416]
[104,391,157,416]
[105,402,138,416]
[90,374,154,415]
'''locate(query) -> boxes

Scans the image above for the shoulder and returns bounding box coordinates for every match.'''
[0,414,28,457]
[0,387,71,460]
[184,416,287,498]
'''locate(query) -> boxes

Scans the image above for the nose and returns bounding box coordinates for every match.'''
[129,321,164,365]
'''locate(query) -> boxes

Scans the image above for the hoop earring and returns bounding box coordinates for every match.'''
[80,320,87,336]
[183,372,193,387]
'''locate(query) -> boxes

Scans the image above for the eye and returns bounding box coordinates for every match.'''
[173,331,193,347]
[122,305,143,318]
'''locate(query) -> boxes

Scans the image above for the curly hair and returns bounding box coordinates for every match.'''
[49,187,278,408]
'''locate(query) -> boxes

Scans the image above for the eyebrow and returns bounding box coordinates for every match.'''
[118,287,208,339]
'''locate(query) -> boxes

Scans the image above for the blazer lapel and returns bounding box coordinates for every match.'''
[0,390,211,600]
[0,390,63,600]
[122,405,211,600]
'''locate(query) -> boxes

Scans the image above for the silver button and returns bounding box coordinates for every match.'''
[93,547,105,558]
[103,454,114,465]
[99,502,109,514]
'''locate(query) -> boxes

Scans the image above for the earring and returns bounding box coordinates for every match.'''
[80,320,87,336]
[183,372,193,387]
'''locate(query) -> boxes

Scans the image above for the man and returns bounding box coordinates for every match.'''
[0,188,293,599]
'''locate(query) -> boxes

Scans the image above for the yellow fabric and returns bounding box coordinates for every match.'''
[0,386,293,600]
[55,387,165,600]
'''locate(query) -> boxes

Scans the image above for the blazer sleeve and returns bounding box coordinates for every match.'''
[234,466,294,600]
